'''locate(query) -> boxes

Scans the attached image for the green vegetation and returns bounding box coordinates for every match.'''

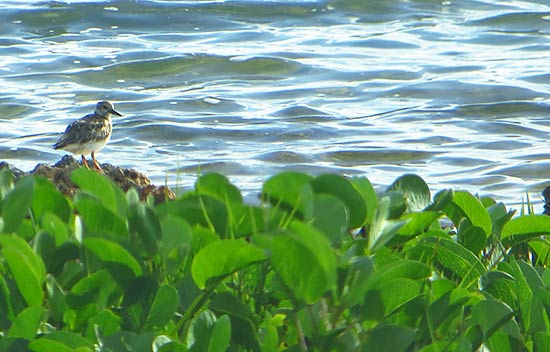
[1,167,550,351]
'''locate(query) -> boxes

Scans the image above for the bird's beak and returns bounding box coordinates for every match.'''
[111,108,122,117]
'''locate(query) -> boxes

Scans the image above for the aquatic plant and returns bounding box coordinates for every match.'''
[1,168,550,351]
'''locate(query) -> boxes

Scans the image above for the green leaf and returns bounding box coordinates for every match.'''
[187,310,216,352]
[387,174,431,212]
[191,239,266,289]
[501,215,550,246]
[74,195,128,240]
[167,195,228,237]
[416,236,485,288]
[208,315,231,352]
[261,172,314,218]
[0,235,45,307]
[457,219,488,254]
[86,309,121,340]
[254,221,337,304]
[310,174,367,228]
[342,256,374,307]
[195,173,242,204]
[143,285,179,331]
[41,213,69,246]
[31,177,71,223]
[71,167,127,218]
[534,332,550,352]
[350,177,378,225]
[369,278,422,316]
[2,176,34,233]
[363,325,415,352]
[28,339,73,352]
[397,211,441,236]
[366,259,431,290]
[471,300,515,339]
[38,331,95,350]
[128,203,161,257]
[0,168,15,200]
[369,194,407,252]
[84,238,142,277]
[8,306,44,339]
[308,194,349,246]
[445,191,492,237]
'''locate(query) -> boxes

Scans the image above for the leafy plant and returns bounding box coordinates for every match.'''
[0,168,550,351]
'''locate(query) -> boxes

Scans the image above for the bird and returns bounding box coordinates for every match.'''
[53,101,122,171]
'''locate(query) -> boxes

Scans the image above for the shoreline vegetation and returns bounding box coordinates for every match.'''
[1,160,550,351]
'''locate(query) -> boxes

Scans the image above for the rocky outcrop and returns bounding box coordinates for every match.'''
[0,155,175,203]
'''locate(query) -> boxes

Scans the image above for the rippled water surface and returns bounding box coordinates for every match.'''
[1,0,550,207]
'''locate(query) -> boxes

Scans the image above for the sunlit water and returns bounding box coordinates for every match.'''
[1,0,549,209]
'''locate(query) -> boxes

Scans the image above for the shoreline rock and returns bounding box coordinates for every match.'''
[0,155,175,203]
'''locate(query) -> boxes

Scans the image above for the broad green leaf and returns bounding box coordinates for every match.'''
[195,173,242,204]
[143,285,179,331]
[0,168,14,200]
[310,174,367,228]
[368,278,422,317]
[425,287,476,334]
[363,325,415,352]
[471,300,515,339]
[38,331,95,350]
[308,194,349,246]
[84,238,142,277]
[501,215,550,246]
[210,292,256,322]
[350,177,378,225]
[128,203,161,257]
[534,332,550,352]
[343,256,374,307]
[28,339,73,352]
[229,203,265,237]
[254,221,337,304]
[369,195,407,252]
[366,259,431,290]
[167,195,228,237]
[74,195,128,239]
[208,315,231,352]
[85,310,121,340]
[187,310,216,352]
[192,239,265,289]
[2,176,33,233]
[31,177,71,222]
[445,191,492,237]
[457,219,487,254]
[46,275,67,323]
[8,306,44,339]
[41,213,69,246]
[261,172,314,218]
[71,167,127,218]
[33,231,55,271]
[0,235,45,307]
[66,270,117,310]
[387,174,431,212]
[394,211,442,239]
[417,236,485,288]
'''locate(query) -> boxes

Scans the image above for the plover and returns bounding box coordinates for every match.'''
[53,101,122,170]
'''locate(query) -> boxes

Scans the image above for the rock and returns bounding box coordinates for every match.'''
[1,156,175,203]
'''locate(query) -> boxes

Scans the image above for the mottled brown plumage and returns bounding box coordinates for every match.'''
[54,101,121,170]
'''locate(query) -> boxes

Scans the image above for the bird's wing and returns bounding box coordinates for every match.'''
[54,115,104,148]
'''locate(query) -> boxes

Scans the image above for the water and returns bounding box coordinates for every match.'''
[1,0,549,209]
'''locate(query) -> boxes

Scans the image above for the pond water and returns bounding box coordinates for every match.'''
[1,0,550,209]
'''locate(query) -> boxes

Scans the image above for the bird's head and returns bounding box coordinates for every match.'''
[95,101,122,118]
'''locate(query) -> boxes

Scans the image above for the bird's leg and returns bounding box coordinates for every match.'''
[91,151,103,171]
[81,155,90,169]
